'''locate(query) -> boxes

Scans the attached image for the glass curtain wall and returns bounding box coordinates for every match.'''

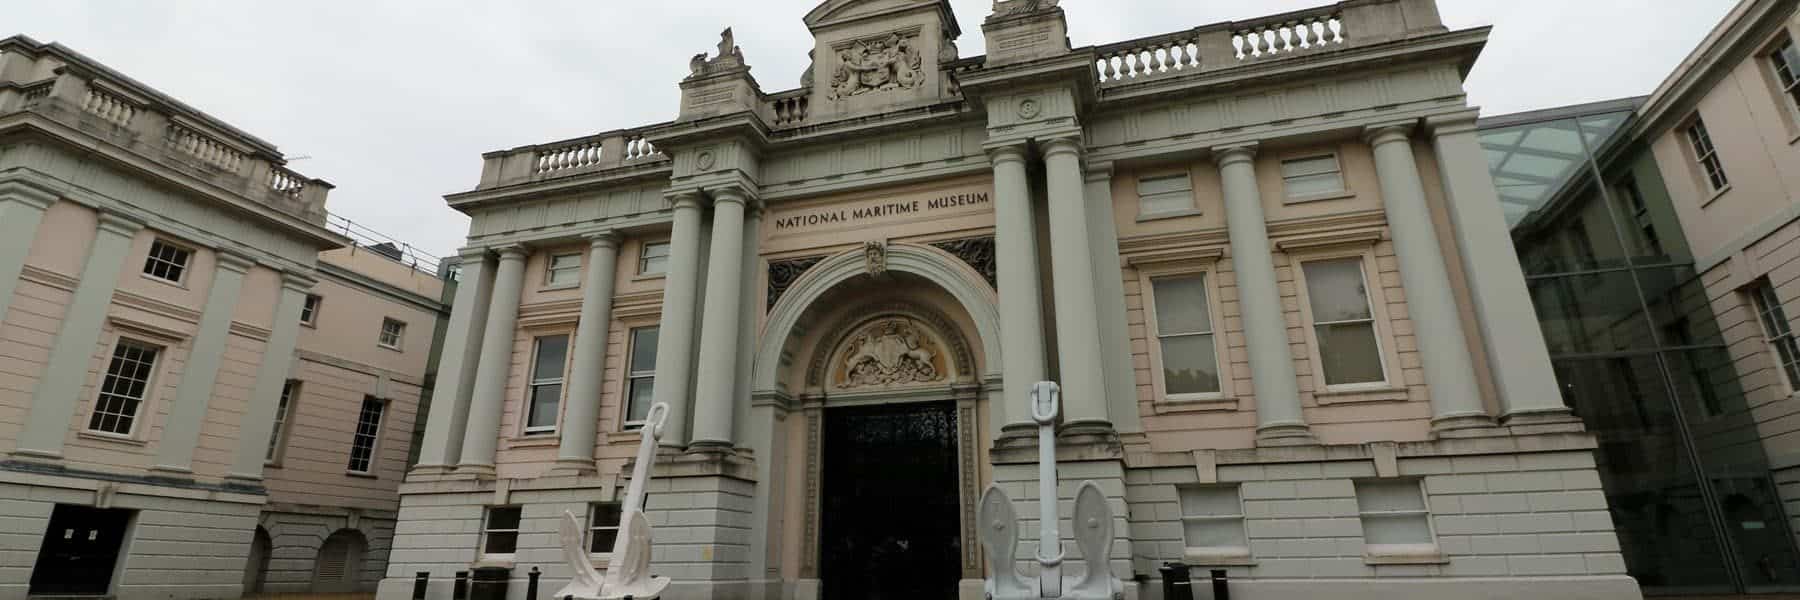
[1480,100,1800,595]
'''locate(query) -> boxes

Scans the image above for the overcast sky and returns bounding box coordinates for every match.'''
[12,0,1735,258]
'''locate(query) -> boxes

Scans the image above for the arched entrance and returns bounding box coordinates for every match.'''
[312,529,367,593]
[243,526,272,594]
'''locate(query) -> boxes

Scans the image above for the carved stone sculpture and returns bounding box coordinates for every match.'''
[863,239,887,276]
[827,32,925,100]
[555,403,673,600]
[839,318,941,388]
[992,0,1061,18]
[978,382,1123,600]
[688,27,748,77]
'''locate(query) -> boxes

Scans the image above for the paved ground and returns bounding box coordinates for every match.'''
[242,594,374,600]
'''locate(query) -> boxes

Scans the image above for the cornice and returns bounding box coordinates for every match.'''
[18,264,79,292]
[111,289,203,325]
[1631,0,1797,138]
[315,261,448,316]
[292,348,426,388]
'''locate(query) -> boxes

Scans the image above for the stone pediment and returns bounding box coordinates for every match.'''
[805,0,960,36]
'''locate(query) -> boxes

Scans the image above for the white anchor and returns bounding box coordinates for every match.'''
[554,402,673,600]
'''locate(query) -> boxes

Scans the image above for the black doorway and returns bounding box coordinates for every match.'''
[820,401,961,600]
[30,504,132,596]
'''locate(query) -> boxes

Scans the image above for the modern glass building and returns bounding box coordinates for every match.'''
[1480,99,1800,595]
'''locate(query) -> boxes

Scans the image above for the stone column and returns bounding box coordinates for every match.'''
[152,250,253,474]
[456,244,529,476]
[691,190,750,450]
[14,210,143,460]
[413,249,496,472]
[1426,114,1576,428]
[988,143,1048,435]
[0,181,56,329]
[1215,144,1315,446]
[650,192,707,447]
[1042,136,1111,430]
[1365,123,1494,434]
[554,233,621,472]
[227,271,314,482]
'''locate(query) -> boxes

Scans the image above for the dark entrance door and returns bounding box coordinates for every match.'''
[30,505,132,596]
[821,401,961,600]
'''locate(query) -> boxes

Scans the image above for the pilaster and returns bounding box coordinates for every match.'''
[0,180,56,329]
[151,249,254,475]
[552,232,622,474]
[412,248,496,474]
[456,244,529,477]
[1083,163,1143,434]
[227,270,316,483]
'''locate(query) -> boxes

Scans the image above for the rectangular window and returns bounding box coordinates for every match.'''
[1750,279,1800,391]
[1178,485,1248,558]
[88,340,160,435]
[1302,258,1387,387]
[1686,117,1729,192]
[378,318,405,349]
[142,239,191,284]
[639,242,671,275]
[589,502,624,554]
[1150,274,1220,396]
[1137,173,1195,215]
[526,334,570,433]
[266,380,299,463]
[300,294,322,327]
[1354,479,1436,554]
[624,326,659,429]
[1614,178,1663,257]
[482,506,522,556]
[547,253,582,286]
[346,396,385,474]
[1772,38,1800,114]
[1281,154,1345,199]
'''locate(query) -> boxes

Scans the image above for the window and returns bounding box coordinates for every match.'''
[1281,154,1345,199]
[378,318,405,349]
[547,253,582,286]
[1772,38,1799,114]
[1301,258,1387,386]
[639,242,670,275]
[142,239,192,283]
[1137,173,1195,215]
[1149,274,1221,396]
[300,294,322,327]
[346,396,385,474]
[1354,479,1436,557]
[1614,178,1663,257]
[87,340,160,435]
[1685,117,1729,192]
[1750,280,1800,391]
[588,502,623,554]
[1177,485,1249,561]
[266,380,299,463]
[526,335,570,433]
[623,327,659,429]
[481,506,523,556]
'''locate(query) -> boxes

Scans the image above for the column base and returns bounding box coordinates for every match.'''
[407,463,455,477]
[1255,422,1318,447]
[8,448,62,464]
[453,463,497,479]
[1060,419,1116,438]
[546,458,597,476]
[1430,412,1501,438]
[1501,407,1586,434]
[686,440,735,455]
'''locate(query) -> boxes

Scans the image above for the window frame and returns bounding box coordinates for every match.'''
[480,505,524,559]
[1279,152,1349,202]
[1683,115,1730,194]
[345,396,386,476]
[638,241,671,276]
[587,501,624,556]
[621,325,660,430]
[1749,279,1800,394]
[1137,261,1232,407]
[1766,36,1800,126]
[141,238,194,286]
[1135,170,1199,218]
[378,318,406,350]
[299,294,322,328]
[545,252,583,288]
[1353,478,1442,563]
[523,334,571,435]
[1176,484,1253,565]
[1289,245,1405,399]
[266,379,300,466]
[85,337,165,438]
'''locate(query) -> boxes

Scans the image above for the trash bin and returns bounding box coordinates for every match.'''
[470,566,511,600]
[1159,562,1193,600]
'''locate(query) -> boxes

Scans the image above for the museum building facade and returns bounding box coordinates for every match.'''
[387,1,1641,599]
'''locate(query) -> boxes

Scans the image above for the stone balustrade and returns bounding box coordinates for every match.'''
[165,120,247,173]
[477,126,669,189]
[1232,10,1345,61]
[768,89,810,127]
[1095,31,1204,83]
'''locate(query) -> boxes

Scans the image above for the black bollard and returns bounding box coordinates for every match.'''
[526,566,540,600]
[1210,569,1230,600]
[412,572,429,600]
[453,571,468,600]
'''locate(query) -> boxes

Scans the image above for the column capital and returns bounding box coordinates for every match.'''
[279,269,319,293]
[1084,160,1115,184]
[585,230,622,250]
[0,180,58,210]
[709,186,754,207]
[1039,135,1084,159]
[215,249,256,274]
[456,246,494,262]
[666,189,706,210]
[1211,143,1258,166]
[95,209,144,237]
[983,142,1028,165]
[1363,121,1417,146]
[1423,110,1481,137]
[493,243,529,261]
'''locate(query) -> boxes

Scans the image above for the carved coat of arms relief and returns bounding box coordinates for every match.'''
[827,32,926,100]
[834,317,947,388]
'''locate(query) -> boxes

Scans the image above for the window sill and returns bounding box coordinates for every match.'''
[1363,545,1448,565]
[633,272,668,282]
[472,556,515,569]
[540,283,579,292]
[1314,385,1410,405]
[78,430,146,446]
[139,273,189,290]
[1284,190,1356,205]
[300,321,317,329]
[1701,184,1732,208]
[508,435,561,448]
[377,343,403,353]
[1155,395,1238,413]
[345,471,379,480]
[1182,547,1256,566]
[1136,207,1204,223]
